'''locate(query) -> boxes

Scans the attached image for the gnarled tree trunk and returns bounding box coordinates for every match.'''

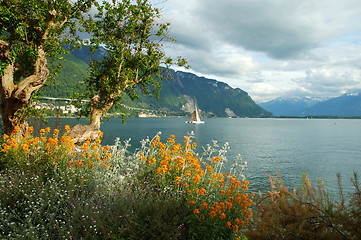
[68,93,116,144]
[0,42,49,135]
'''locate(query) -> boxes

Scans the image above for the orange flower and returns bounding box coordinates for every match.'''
[226,221,232,228]
[13,126,20,134]
[21,144,29,153]
[175,176,181,186]
[193,209,200,214]
[189,201,195,205]
[219,213,226,219]
[201,202,208,209]
[53,129,60,136]
[193,174,201,184]
[64,125,71,132]
[212,156,221,163]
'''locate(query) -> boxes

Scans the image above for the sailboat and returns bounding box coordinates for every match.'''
[187,101,204,124]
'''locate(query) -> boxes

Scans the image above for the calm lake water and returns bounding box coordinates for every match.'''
[50,117,361,195]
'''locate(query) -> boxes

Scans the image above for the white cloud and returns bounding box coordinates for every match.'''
[155,0,361,102]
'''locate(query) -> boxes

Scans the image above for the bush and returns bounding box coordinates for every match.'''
[0,128,253,239]
[245,171,361,240]
[126,133,254,239]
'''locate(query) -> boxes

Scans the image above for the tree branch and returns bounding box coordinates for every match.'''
[14,47,49,101]
[0,40,10,62]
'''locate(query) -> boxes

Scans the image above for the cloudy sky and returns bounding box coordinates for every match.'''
[150,0,361,103]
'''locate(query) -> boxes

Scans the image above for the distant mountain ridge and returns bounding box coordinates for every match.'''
[300,93,361,117]
[260,93,361,117]
[41,46,271,118]
[259,97,322,116]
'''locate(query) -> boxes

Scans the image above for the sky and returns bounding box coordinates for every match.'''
[149,0,361,103]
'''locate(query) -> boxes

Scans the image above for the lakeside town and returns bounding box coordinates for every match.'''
[37,97,178,118]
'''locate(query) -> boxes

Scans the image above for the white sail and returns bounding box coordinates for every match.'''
[187,101,204,124]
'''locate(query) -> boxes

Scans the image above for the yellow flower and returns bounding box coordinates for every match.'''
[13,126,20,134]
[64,125,71,132]
[21,144,29,153]
[53,129,60,136]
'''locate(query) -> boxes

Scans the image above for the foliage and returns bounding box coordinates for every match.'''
[0,128,253,239]
[73,0,187,125]
[0,0,93,133]
[245,172,361,240]
[0,0,89,78]
[3,126,361,239]
[0,125,110,176]
[122,133,254,239]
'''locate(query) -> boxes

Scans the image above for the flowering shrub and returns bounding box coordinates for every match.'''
[132,133,254,239]
[0,129,253,239]
[0,125,111,176]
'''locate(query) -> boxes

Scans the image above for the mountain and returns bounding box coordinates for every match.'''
[63,45,108,64]
[260,92,361,117]
[41,46,271,118]
[300,93,361,117]
[259,97,322,116]
[149,70,271,117]
[40,53,89,98]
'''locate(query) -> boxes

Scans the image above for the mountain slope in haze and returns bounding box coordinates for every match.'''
[259,97,322,116]
[41,46,271,117]
[300,93,361,117]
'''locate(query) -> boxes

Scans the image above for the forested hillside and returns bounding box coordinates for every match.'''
[40,54,88,98]
[40,47,271,117]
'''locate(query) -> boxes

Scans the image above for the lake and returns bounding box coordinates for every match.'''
[50,117,361,195]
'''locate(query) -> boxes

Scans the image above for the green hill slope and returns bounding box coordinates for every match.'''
[40,54,89,98]
[41,48,271,117]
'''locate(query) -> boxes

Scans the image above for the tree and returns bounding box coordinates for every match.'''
[68,0,187,143]
[0,0,93,135]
